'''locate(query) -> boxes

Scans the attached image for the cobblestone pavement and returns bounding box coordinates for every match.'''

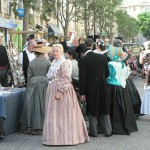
[1,76,150,150]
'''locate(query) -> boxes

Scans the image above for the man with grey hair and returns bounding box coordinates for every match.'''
[78,38,112,137]
[67,35,79,48]
[68,35,87,61]
[19,40,37,84]
[139,40,150,65]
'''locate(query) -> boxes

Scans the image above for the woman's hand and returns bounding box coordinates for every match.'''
[55,92,62,100]
[81,95,86,102]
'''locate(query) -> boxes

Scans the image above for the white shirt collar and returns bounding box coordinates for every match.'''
[85,50,93,55]
[47,56,66,79]
[100,49,108,54]
[25,49,32,55]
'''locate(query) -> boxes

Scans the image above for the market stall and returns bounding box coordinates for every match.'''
[0,88,26,135]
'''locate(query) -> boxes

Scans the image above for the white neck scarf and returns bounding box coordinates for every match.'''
[47,56,66,79]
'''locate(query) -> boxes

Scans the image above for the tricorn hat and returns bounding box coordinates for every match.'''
[32,44,52,53]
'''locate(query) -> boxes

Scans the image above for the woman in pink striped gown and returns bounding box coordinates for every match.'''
[42,44,89,145]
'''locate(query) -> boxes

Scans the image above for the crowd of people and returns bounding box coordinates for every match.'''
[0,34,150,145]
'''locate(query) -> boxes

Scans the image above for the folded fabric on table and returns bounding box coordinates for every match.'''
[0,91,13,95]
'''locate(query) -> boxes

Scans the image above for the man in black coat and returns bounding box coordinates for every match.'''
[0,37,10,87]
[78,38,112,137]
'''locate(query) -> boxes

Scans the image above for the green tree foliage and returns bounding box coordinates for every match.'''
[118,0,123,4]
[136,13,150,39]
[115,10,137,42]
[94,0,119,38]
[77,0,119,38]
[54,0,83,36]
[40,0,55,22]
[10,0,36,16]
[76,0,92,36]
[39,0,83,36]
[10,0,131,40]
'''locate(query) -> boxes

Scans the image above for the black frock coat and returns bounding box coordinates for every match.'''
[78,51,110,116]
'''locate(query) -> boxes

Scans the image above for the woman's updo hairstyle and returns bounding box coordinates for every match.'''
[113,39,123,48]
[96,40,106,51]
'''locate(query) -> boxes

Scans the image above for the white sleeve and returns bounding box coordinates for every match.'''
[19,52,23,64]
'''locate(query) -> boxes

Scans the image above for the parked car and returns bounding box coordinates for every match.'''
[123,43,144,56]
[123,43,145,70]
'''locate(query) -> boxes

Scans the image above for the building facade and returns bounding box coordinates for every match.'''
[0,0,84,44]
[0,0,18,44]
[120,0,150,43]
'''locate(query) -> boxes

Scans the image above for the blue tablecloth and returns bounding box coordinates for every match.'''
[0,88,25,118]
[0,88,26,135]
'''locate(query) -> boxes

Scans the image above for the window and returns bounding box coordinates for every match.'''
[5,0,11,14]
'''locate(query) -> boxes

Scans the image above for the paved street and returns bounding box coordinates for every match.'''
[1,76,150,150]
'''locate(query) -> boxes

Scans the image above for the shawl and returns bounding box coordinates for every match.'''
[47,56,72,79]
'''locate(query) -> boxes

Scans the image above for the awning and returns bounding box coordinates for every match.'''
[48,23,63,36]
[0,17,17,29]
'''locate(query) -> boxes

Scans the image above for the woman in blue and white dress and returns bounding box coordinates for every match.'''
[112,39,141,117]
[107,41,138,135]
[141,73,150,114]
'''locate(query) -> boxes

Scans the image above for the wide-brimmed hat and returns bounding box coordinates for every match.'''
[32,44,52,53]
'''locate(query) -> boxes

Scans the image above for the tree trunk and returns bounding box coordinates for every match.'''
[84,1,88,36]
[23,1,29,45]
[64,23,69,39]
[64,0,69,37]
[93,0,96,36]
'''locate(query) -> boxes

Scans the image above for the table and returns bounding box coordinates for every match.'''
[0,88,26,135]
